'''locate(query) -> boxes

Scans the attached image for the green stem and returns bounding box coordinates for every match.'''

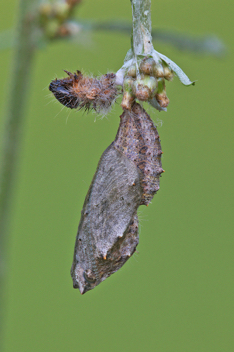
[131,0,153,57]
[0,0,37,345]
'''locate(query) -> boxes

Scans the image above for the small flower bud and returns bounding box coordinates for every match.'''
[123,76,134,93]
[133,79,149,101]
[163,65,174,81]
[156,92,170,108]
[154,63,164,78]
[54,2,70,21]
[121,91,135,110]
[139,57,155,75]
[144,76,158,97]
[127,65,137,78]
[133,76,158,101]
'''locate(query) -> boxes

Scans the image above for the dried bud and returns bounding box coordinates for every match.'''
[144,76,158,96]
[163,65,174,81]
[133,82,150,101]
[123,76,134,92]
[133,76,157,101]
[156,93,170,108]
[127,65,137,78]
[154,63,165,78]
[121,91,135,110]
[139,57,155,75]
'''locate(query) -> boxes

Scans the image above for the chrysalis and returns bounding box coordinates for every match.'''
[114,103,164,206]
[71,103,163,294]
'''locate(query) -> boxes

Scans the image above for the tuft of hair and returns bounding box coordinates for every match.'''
[49,70,119,114]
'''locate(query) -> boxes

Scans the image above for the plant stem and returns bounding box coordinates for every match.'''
[131,0,153,57]
[0,0,37,345]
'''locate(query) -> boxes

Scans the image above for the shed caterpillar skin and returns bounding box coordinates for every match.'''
[71,103,163,294]
[49,70,118,113]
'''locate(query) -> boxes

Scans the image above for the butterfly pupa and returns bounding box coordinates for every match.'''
[71,144,142,294]
[71,103,163,294]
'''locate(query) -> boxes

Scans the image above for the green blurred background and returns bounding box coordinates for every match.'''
[1,0,233,351]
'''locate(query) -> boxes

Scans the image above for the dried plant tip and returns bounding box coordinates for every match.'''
[49,71,118,114]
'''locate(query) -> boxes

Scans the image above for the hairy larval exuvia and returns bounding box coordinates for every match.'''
[49,70,118,114]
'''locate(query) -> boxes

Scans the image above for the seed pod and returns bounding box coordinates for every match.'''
[71,103,163,294]
[49,71,118,113]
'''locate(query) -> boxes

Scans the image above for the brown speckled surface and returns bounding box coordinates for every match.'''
[114,103,163,205]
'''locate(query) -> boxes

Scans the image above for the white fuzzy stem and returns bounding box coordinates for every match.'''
[131,0,153,56]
